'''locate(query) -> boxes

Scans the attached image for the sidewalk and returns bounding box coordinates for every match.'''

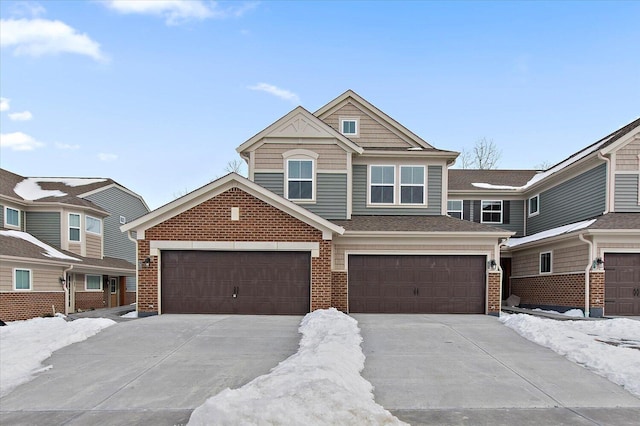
[67,305,136,323]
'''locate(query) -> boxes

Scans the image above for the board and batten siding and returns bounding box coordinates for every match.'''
[526,163,607,235]
[352,165,442,215]
[83,187,149,264]
[614,174,640,212]
[254,173,347,219]
[25,211,61,248]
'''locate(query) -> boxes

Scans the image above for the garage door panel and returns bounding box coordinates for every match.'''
[604,253,640,316]
[349,255,485,314]
[161,251,310,315]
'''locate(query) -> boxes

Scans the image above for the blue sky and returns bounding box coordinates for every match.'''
[1,1,639,210]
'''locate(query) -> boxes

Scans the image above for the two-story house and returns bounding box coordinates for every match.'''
[449,118,640,316]
[0,168,149,321]
[122,90,513,317]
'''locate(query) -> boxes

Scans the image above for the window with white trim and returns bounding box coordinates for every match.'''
[370,165,395,204]
[69,213,81,242]
[86,216,102,235]
[540,251,552,274]
[14,269,31,290]
[341,119,358,136]
[5,207,20,228]
[481,200,503,223]
[86,275,102,291]
[528,194,540,217]
[120,215,127,224]
[400,166,425,204]
[286,159,314,200]
[447,200,463,219]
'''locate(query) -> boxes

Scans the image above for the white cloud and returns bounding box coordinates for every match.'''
[248,83,300,104]
[0,132,45,151]
[0,18,107,62]
[8,1,47,18]
[102,0,258,25]
[8,111,33,121]
[55,142,80,150]
[98,153,118,162]
[0,98,10,112]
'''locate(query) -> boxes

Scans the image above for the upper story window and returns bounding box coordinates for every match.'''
[86,216,102,235]
[69,213,81,242]
[287,159,314,200]
[370,165,395,204]
[447,200,463,219]
[341,118,358,136]
[540,251,552,274]
[5,207,20,228]
[528,194,540,217]
[481,200,503,224]
[400,166,425,204]
[14,268,31,291]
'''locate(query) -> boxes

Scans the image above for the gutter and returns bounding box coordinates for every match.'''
[578,233,593,318]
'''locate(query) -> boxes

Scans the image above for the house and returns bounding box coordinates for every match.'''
[122,90,513,317]
[449,117,640,316]
[0,169,149,321]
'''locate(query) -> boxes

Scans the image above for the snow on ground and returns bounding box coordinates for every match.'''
[0,316,115,397]
[501,313,640,397]
[188,308,406,426]
[121,310,138,318]
[533,308,585,317]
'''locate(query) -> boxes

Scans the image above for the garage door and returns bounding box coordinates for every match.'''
[161,251,310,314]
[605,253,640,316]
[348,255,485,314]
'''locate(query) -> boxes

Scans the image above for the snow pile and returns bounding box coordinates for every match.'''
[188,308,406,426]
[121,310,138,318]
[0,230,81,261]
[533,308,584,317]
[0,316,115,397]
[501,313,640,397]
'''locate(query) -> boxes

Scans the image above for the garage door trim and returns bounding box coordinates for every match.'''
[150,240,320,257]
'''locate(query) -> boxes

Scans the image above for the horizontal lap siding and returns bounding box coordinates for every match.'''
[0,262,64,292]
[86,233,102,258]
[25,211,61,248]
[352,165,442,215]
[614,174,640,212]
[254,173,284,197]
[615,138,640,171]
[527,163,606,235]
[511,243,588,277]
[254,143,348,170]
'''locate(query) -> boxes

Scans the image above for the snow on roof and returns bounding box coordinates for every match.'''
[0,230,81,261]
[29,177,107,187]
[471,183,521,190]
[504,219,596,248]
[13,177,108,201]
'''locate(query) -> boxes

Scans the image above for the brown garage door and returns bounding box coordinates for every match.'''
[348,255,485,313]
[161,251,310,315]
[605,253,640,316]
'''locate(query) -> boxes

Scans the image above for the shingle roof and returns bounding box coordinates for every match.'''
[448,169,539,191]
[331,215,511,234]
[0,229,135,272]
[587,213,640,230]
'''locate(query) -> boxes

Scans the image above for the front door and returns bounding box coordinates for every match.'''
[109,277,119,307]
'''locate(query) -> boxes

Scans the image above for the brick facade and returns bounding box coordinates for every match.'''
[589,271,605,311]
[75,291,107,311]
[487,272,501,315]
[138,187,331,315]
[0,292,65,321]
[511,273,585,308]
[331,271,348,312]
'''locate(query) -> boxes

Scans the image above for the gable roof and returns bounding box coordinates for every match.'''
[236,106,364,155]
[448,169,539,192]
[122,173,345,239]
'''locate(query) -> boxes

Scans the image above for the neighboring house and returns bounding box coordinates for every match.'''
[123,90,512,317]
[0,169,149,321]
[449,117,640,316]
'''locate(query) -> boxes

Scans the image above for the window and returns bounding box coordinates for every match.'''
[14,269,31,290]
[86,275,102,291]
[86,216,102,235]
[341,119,358,135]
[69,213,81,242]
[528,194,540,217]
[400,166,425,204]
[370,166,395,204]
[120,216,127,225]
[447,200,463,219]
[540,252,552,274]
[481,200,503,223]
[5,207,20,228]
[287,159,314,200]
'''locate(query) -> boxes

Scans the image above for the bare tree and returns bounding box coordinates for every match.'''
[534,160,553,170]
[459,137,501,169]
[223,159,247,177]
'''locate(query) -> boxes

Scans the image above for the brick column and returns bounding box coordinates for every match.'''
[137,240,158,316]
[311,240,332,310]
[488,271,501,316]
[331,271,348,312]
[589,270,605,318]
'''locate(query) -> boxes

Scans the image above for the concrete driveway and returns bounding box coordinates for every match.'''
[0,314,303,426]
[354,314,640,425]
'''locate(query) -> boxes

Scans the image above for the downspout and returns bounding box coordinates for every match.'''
[578,233,592,318]
[62,264,74,316]
[597,152,611,214]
